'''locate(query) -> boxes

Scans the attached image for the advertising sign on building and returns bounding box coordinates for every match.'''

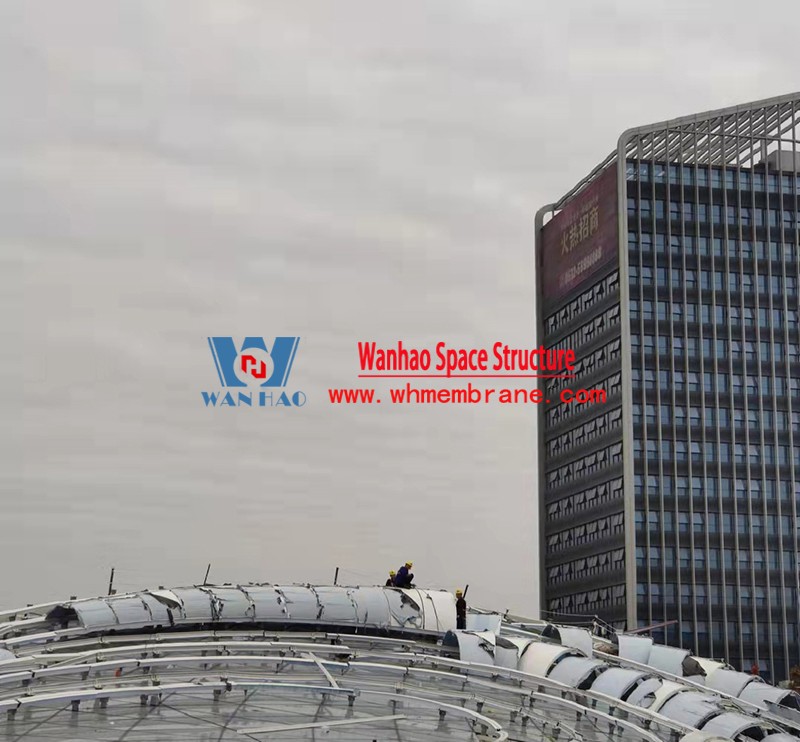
[540,164,619,309]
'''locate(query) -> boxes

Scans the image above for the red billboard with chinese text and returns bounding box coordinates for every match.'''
[540,164,619,309]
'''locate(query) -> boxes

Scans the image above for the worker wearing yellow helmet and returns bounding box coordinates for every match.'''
[394,561,414,588]
[385,570,396,587]
[455,588,467,629]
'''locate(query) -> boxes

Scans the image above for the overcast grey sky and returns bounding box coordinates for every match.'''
[3,0,799,615]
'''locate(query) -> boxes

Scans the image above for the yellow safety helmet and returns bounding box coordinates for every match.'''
[389,570,396,576]
[405,561,413,568]
[455,589,463,595]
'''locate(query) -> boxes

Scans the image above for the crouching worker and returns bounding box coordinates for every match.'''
[394,561,414,588]
[385,571,396,587]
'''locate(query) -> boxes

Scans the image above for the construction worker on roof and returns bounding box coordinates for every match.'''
[455,589,467,630]
[385,571,396,587]
[394,562,414,588]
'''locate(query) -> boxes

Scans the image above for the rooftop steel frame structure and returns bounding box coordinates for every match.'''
[0,583,798,741]
[542,92,800,214]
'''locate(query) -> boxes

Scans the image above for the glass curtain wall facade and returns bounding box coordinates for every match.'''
[536,93,800,683]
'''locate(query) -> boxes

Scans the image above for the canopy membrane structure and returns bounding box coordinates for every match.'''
[0,583,798,741]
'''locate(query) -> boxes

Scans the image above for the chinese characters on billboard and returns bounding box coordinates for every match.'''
[540,164,619,309]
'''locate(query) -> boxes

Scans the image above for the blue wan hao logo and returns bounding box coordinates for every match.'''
[203,336,306,408]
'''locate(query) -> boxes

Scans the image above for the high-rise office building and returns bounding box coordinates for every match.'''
[535,92,800,682]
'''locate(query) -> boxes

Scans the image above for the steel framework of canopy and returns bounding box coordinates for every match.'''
[0,583,797,742]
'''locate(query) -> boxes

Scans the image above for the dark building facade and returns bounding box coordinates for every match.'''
[536,93,800,683]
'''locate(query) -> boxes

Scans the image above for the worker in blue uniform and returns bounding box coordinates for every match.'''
[394,562,414,588]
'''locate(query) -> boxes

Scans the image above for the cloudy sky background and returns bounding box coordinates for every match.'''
[4,0,799,614]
